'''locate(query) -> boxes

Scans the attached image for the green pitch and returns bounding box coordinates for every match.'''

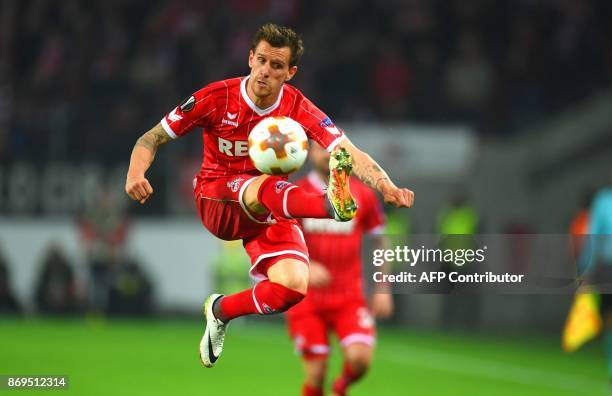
[0,317,607,395]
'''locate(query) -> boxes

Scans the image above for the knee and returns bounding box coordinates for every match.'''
[348,356,370,375]
[242,175,271,215]
[276,271,308,295]
[268,259,309,295]
[345,347,372,375]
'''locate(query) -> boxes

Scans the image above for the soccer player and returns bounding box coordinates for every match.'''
[579,184,612,380]
[125,24,413,368]
[287,143,393,396]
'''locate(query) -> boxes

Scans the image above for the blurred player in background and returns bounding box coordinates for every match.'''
[578,181,612,381]
[287,143,394,396]
[125,24,413,368]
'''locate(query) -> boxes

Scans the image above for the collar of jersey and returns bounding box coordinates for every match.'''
[307,171,328,193]
[240,76,284,116]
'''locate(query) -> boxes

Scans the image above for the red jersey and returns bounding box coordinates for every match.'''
[296,172,385,310]
[161,77,345,182]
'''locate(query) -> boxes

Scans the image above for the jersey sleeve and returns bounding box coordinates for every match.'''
[361,186,386,234]
[294,97,345,152]
[160,85,217,139]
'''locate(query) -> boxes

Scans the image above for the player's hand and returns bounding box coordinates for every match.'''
[381,184,414,208]
[126,176,154,204]
[370,293,394,319]
[309,261,331,287]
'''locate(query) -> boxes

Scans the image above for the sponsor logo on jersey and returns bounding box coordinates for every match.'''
[179,95,196,112]
[227,177,244,192]
[222,119,239,127]
[275,181,291,193]
[167,108,182,122]
[218,137,248,156]
[226,112,237,120]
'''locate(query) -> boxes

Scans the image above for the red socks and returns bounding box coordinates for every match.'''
[332,361,365,396]
[303,361,365,396]
[258,176,330,219]
[302,384,323,396]
[217,280,304,321]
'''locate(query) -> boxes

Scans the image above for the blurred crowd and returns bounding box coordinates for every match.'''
[0,241,154,316]
[0,189,154,316]
[2,0,612,166]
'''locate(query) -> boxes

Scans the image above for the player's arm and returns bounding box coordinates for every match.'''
[308,260,332,287]
[370,234,394,319]
[337,137,414,208]
[125,123,172,204]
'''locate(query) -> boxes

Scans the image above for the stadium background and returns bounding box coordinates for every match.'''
[0,0,610,394]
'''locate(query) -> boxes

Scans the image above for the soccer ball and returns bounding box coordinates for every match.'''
[248,116,309,175]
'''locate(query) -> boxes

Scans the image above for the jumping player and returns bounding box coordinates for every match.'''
[125,24,413,368]
[287,143,393,396]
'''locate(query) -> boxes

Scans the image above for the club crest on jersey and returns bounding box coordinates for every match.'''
[227,177,244,192]
[275,181,291,193]
[179,95,196,112]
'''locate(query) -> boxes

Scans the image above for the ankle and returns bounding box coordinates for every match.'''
[213,296,229,323]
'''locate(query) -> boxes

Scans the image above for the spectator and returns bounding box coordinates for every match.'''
[35,245,78,314]
[4,0,612,168]
[0,246,20,314]
[77,184,131,313]
[444,30,493,123]
[107,257,154,316]
[436,190,482,330]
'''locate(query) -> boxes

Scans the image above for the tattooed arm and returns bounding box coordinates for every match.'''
[125,123,173,204]
[337,137,414,208]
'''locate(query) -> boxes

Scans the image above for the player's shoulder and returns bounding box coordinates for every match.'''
[283,82,304,97]
[283,83,309,105]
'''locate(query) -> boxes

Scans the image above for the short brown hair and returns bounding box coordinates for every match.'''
[251,23,304,67]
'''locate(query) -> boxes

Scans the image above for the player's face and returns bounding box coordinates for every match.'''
[248,41,297,103]
[309,143,330,176]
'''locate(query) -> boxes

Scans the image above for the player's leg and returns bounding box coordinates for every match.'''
[332,344,373,396]
[286,307,330,396]
[604,302,612,381]
[303,358,328,396]
[200,257,308,367]
[197,177,311,367]
[215,258,308,320]
[243,148,357,221]
[597,290,612,380]
[331,303,376,395]
[243,174,331,218]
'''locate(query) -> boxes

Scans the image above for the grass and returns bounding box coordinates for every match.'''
[0,317,607,395]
